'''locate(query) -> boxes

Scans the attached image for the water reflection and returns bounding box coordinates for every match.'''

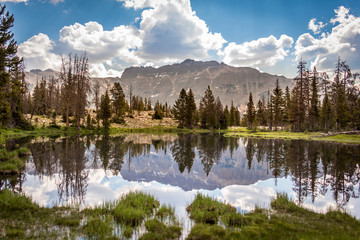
[2,133,360,214]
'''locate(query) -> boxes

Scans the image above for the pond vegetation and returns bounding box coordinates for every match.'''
[1,189,359,239]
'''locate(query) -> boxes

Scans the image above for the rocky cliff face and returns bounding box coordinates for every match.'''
[25,59,292,109]
[119,59,292,109]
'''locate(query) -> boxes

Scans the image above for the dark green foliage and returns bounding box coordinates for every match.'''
[0,147,29,174]
[0,5,31,129]
[199,86,217,129]
[308,67,320,130]
[172,88,187,127]
[271,79,284,130]
[152,101,164,120]
[140,218,182,240]
[113,191,159,226]
[98,90,112,129]
[186,193,236,224]
[256,99,266,126]
[0,189,38,217]
[112,116,125,125]
[187,224,227,240]
[230,101,236,126]
[110,82,126,118]
[185,88,197,128]
[246,93,256,129]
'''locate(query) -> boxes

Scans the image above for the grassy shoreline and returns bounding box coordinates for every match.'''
[0,190,359,239]
[223,128,360,144]
[1,126,360,145]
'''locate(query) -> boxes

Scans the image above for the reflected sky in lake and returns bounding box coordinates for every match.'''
[2,133,360,220]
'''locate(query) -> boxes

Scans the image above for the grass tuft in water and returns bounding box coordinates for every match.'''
[0,147,30,174]
[113,191,159,227]
[186,193,236,224]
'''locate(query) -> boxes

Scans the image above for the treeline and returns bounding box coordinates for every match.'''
[245,59,360,131]
[0,5,32,130]
[172,87,240,129]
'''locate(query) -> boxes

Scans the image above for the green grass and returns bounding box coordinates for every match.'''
[0,190,359,239]
[0,147,30,174]
[113,191,160,226]
[224,127,360,144]
[186,193,237,224]
[0,190,183,239]
[186,192,360,240]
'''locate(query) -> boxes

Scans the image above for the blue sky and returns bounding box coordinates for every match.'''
[2,0,360,77]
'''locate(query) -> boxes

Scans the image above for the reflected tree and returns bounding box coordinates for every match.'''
[171,134,196,173]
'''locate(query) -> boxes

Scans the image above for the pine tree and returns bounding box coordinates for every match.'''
[110,82,126,118]
[256,99,266,126]
[199,86,217,129]
[235,109,241,126]
[98,90,112,129]
[321,91,332,131]
[215,97,227,129]
[223,105,230,127]
[173,88,187,127]
[185,88,196,128]
[246,92,256,129]
[271,79,284,130]
[230,101,236,126]
[292,60,308,131]
[0,5,31,128]
[308,67,320,131]
[283,86,291,125]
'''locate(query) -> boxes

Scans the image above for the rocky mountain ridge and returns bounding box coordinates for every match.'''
[25,59,293,109]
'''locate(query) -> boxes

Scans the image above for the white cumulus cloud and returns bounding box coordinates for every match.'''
[138,0,226,61]
[221,35,293,68]
[308,18,326,34]
[18,33,62,70]
[295,6,360,73]
[18,0,226,77]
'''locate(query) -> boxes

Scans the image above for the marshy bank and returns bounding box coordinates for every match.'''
[0,190,359,239]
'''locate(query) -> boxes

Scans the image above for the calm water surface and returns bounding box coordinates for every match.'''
[2,133,360,223]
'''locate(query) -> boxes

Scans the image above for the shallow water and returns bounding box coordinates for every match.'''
[2,133,360,222]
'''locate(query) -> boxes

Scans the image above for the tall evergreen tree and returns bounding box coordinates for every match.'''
[246,92,256,129]
[185,88,196,128]
[173,88,187,127]
[223,105,230,127]
[321,91,332,131]
[283,86,291,125]
[199,86,217,129]
[215,97,227,129]
[230,101,236,126]
[0,5,31,128]
[271,79,284,130]
[110,82,126,118]
[292,60,308,131]
[98,90,112,129]
[308,67,320,131]
[256,99,266,126]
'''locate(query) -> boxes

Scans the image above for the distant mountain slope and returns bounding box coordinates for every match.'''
[25,59,292,109]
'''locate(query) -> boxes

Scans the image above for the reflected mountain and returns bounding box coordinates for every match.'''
[4,133,360,207]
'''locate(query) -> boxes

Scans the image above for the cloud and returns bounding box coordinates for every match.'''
[308,18,326,34]
[50,0,64,4]
[138,0,226,61]
[18,33,62,70]
[295,6,360,73]
[0,0,27,3]
[221,35,293,68]
[19,0,226,77]
[58,21,142,64]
